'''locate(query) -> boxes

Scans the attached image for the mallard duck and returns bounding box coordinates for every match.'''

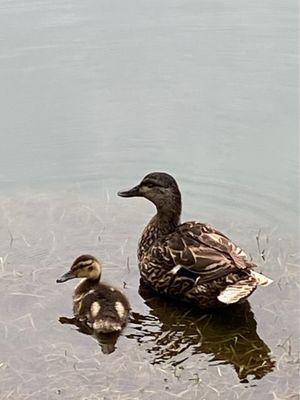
[118,172,273,309]
[56,255,130,333]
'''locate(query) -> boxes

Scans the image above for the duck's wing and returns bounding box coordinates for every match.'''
[184,222,256,268]
[151,221,256,283]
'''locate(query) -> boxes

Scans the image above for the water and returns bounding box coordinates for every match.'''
[0,1,298,399]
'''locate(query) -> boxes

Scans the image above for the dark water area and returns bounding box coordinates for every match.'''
[0,0,299,399]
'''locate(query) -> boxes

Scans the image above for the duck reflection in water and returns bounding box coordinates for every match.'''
[59,316,120,354]
[127,283,275,382]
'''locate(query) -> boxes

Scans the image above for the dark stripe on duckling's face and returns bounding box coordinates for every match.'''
[71,260,94,272]
[56,255,102,283]
[72,254,98,266]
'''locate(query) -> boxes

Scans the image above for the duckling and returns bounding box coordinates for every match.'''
[56,255,130,333]
[118,172,273,309]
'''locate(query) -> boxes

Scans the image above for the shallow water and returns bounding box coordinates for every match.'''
[0,1,299,399]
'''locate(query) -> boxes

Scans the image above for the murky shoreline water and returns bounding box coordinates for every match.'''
[0,191,299,399]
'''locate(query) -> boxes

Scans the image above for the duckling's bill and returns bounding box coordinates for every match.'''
[56,270,76,283]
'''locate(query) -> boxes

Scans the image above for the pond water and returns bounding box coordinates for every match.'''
[0,1,298,399]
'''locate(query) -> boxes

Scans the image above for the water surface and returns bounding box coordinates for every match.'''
[0,1,298,399]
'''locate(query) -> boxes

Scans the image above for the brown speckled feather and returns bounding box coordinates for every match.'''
[141,221,256,284]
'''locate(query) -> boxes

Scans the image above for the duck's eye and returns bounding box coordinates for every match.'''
[146,182,155,188]
[88,266,94,271]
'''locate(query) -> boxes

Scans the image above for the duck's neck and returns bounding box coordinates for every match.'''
[139,196,181,257]
[75,275,101,294]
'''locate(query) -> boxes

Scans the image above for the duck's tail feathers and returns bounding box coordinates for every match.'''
[217,279,256,304]
[249,270,273,286]
[93,319,122,333]
[217,271,273,305]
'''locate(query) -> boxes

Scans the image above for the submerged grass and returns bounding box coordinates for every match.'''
[0,192,299,399]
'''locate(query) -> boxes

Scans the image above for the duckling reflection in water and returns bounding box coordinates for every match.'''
[57,255,130,354]
[59,316,120,354]
[127,284,275,382]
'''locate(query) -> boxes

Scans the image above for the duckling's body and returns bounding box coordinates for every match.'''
[118,172,273,309]
[57,255,130,333]
[73,279,129,333]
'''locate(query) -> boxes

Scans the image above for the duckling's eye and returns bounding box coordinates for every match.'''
[88,266,94,271]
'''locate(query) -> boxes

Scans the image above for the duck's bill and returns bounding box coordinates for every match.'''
[117,185,141,198]
[56,271,76,283]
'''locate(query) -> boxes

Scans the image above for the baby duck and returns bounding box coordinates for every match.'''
[56,255,130,334]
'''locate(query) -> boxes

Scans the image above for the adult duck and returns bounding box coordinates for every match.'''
[118,172,272,308]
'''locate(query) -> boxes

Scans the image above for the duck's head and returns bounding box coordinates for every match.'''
[56,255,102,283]
[118,172,181,215]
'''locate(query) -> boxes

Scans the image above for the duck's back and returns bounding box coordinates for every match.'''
[138,221,272,308]
[74,282,130,333]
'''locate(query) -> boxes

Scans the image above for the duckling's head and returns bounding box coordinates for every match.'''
[56,255,102,283]
[118,172,181,215]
